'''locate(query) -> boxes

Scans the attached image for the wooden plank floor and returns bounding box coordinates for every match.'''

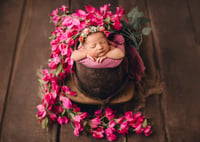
[0,0,200,142]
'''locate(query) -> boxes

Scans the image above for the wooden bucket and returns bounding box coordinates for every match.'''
[73,60,128,99]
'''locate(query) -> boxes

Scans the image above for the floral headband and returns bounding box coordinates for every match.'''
[79,26,107,43]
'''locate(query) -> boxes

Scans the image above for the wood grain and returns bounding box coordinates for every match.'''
[148,0,200,141]
[187,0,200,48]
[0,0,68,142]
[118,0,166,141]
[0,0,24,126]
[70,0,118,12]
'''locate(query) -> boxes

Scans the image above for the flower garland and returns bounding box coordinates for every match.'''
[79,26,107,43]
[37,4,152,141]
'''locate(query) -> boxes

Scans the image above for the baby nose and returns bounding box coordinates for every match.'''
[97,44,103,50]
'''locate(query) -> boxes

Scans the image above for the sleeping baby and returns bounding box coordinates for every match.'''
[71,26,125,64]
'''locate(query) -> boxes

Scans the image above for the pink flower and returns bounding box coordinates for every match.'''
[95,109,102,118]
[48,60,57,69]
[68,91,76,96]
[53,105,64,114]
[66,38,74,47]
[52,15,60,26]
[74,115,81,122]
[49,8,58,17]
[57,116,69,125]
[37,104,46,120]
[134,112,142,119]
[50,38,60,46]
[112,19,122,31]
[51,91,57,100]
[74,128,80,137]
[79,112,88,120]
[59,43,67,56]
[105,107,115,120]
[109,120,116,128]
[59,5,68,13]
[73,121,84,136]
[42,93,52,110]
[137,115,145,123]
[144,125,152,136]
[100,4,111,15]
[74,121,83,130]
[135,123,143,135]
[59,96,72,109]
[51,82,60,94]
[42,69,52,82]
[92,127,104,139]
[53,56,60,64]
[59,72,66,81]
[72,104,80,113]
[51,45,58,52]
[105,127,117,141]
[49,113,57,122]
[118,121,129,135]
[85,5,97,13]
[116,117,124,124]
[76,9,87,19]
[62,16,80,29]
[104,31,111,37]
[124,111,134,122]
[62,86,76,96]
[62,86,70,92]
[115,6,125,18]
[89,118,101,128]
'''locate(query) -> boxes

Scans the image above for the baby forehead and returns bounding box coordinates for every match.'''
[85,32,107,43]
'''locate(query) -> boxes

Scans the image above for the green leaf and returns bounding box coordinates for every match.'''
[83,120,88,127]
[142,119,148,128]
[120,20,128,29]
[69,112,75,120]
[104,17,111,24]
[56,19,62,27]
[61,109,66,116]
[134,32,141,39]
[139,17,150,26]
[142,27,152,35]
[49,34,56,40]
[55,63,63,76]
[38,79,46,84]
[127,7,144,25]
[41,117,49,129]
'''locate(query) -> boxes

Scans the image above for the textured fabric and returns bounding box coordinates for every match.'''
[126,46,145,83]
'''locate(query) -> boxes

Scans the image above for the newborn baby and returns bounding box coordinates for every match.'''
[71,30,125,63]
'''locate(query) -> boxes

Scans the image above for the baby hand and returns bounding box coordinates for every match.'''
[96,56,107,63]
[86,54,95,61]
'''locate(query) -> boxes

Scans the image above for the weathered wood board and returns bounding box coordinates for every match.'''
[0,0,24,126]
[148,0,200,141]
[0,0,69,142]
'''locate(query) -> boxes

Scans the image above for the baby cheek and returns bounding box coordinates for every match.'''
[88,50,98,57]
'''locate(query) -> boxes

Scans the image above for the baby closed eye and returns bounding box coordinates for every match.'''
[100,41,106,44]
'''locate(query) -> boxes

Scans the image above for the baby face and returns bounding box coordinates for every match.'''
[83,32,110,58]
